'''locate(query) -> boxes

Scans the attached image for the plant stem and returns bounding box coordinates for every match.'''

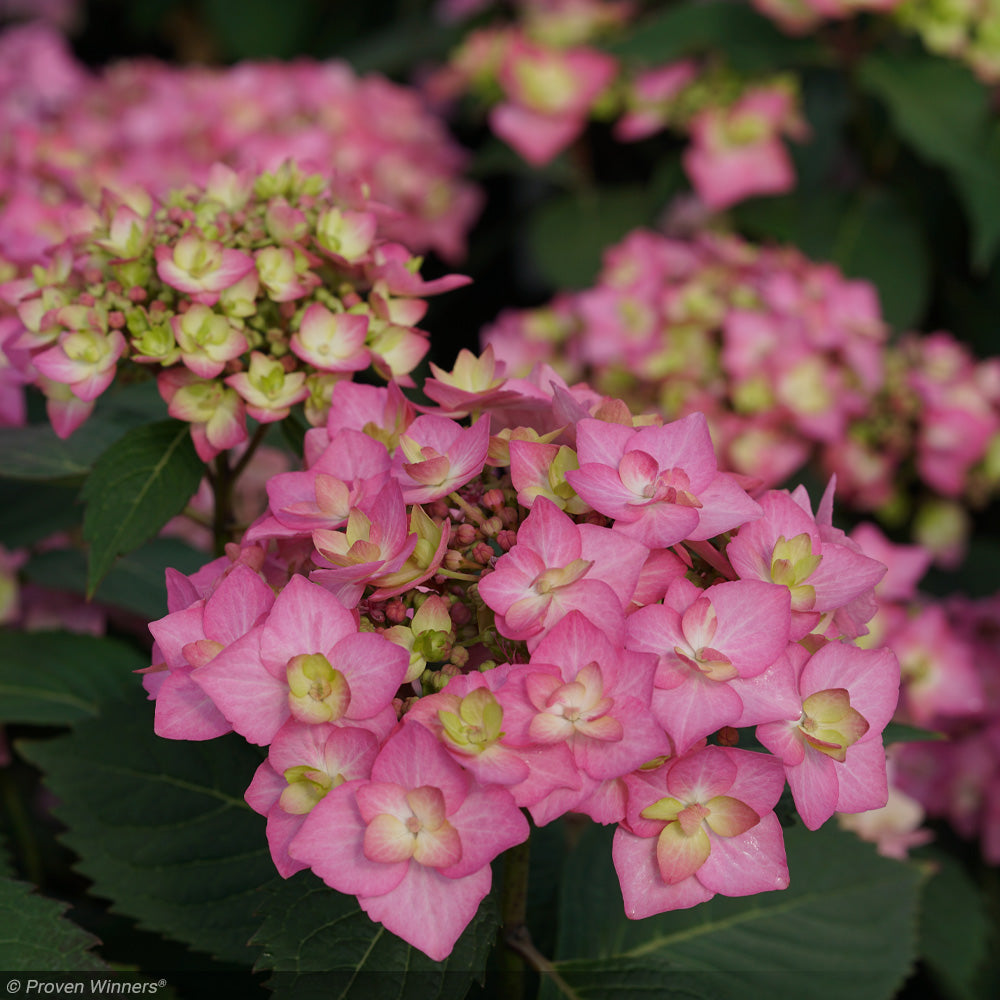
[504,924,581,1000]
[211,452,235,557]
[231,422,270,481]
[499,835,531,1000]
[1,764,44,887]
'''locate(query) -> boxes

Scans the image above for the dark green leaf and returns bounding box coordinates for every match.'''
[734,187,930,330]
[0,479,81,548]
[0,630,143,726]
[24,536,207,621]
[0,877,109,972]
[919,851,990,1000]
[342,15,463,76]
[607,0,820,73]
[252,872,498,999]
[81,421,204,596]
[858,51,1000,269]
[545,821,921,1000]
[0,420,125,482]
[16,703,274,965]
[528,186,657,290]
[883,722,944,745]
[202,0,314,59]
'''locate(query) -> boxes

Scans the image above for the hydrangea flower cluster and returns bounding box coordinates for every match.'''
[431,3,806,209]
[749,0,1000,85]
[145,351,900,959]
[893,0,1000,83]
[0,160,469,457]
[750,0,904,36]
[482,228,1000,559]
[890,587,1000,863]
[0,22,481,266]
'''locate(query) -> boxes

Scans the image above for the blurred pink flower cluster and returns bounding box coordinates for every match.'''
[0,161,469,457]
[891,586,1000,863]
[750,0,903,35]
[432,2,805,209]
[145,351,900,957]
[482,228,1000,559]
[0,22,481,266]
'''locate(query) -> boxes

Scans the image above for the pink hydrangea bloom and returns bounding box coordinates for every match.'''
[145,563,275,740]
[625,577,792,753]
[565,413,762,547]
[478,496,648,648]
[497,611,669,823]
[245,721,382,878]
[613,745,789,917]
[288,723,529,960]
[191,574,407,745]
[727,486,886,640]
[757,641,900,830]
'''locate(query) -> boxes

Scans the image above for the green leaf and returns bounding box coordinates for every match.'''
[883,722,944,745]
[734,187,930,330]
[0,479,81,548]
[81,420,204,596]
[0,877,109,972]
[0,419,126,482]
[545,822,921,1000]
[858,51,1000,269]
[528,185,659,290]
[16,703,274,965]
[607,0,820,73]
[24,536,207,621]
[202,0,314,59]
[918,851,990,1000]
[252,872,498,999]
[0,630,143,726]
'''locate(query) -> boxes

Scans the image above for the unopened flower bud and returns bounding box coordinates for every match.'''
[449,601,472,627]
[449,645,470,668]
[482,488,504,511]
[455,523,478,546]
[472,541,495,565]
[482,516,503,537]
[385,599,407,624]
[496,529,518,551]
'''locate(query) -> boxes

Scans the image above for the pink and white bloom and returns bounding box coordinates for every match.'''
[565,413,762,547]
[155,234,255,305]
[224,351,309,423]
[145,563,275,740]
[171,304,248,379]
[490,37,618,165]
[497,612,669,822]
[158,368,248,462]
[249,429,392,540]
[191,575,407,745]
[245,721,382,878]
[625,577,792,753]
[392,414,491,503]
[33,328,126,402]
[478,496,647,648]
[683,87,803,211]
[757,641,900,830]
[288,723,529,960]
[613,745,789,917]
[727,487,886,640]
[290,302,371,373]
[310,481,419,606]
